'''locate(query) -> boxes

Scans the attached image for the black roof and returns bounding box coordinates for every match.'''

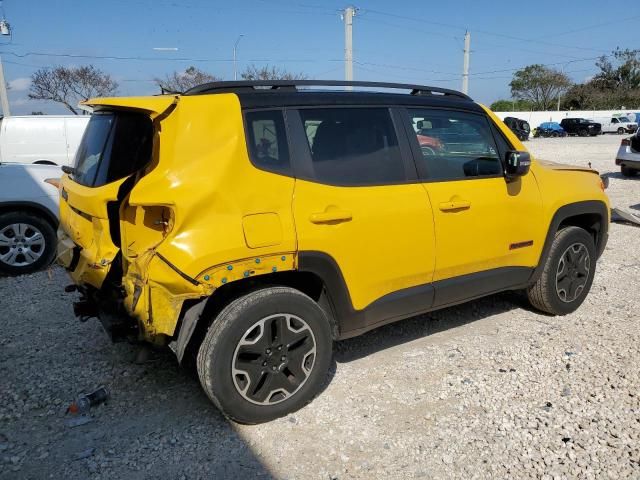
[183,80,479,112]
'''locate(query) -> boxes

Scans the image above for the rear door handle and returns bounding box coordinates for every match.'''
[439,200,471,212]
[309,209,352,224]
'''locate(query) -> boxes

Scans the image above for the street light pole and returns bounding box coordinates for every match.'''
[233,35,244,81]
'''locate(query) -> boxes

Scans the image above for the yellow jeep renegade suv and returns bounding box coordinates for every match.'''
[57,80,609,423]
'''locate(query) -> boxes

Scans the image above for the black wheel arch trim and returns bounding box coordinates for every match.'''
[0,201,59,228]
[530,200,609,285]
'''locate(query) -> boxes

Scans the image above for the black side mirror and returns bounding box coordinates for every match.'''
[505,150,531,179]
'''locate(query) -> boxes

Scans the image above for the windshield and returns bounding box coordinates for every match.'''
[73,111,153,187]
[618,117,630,122]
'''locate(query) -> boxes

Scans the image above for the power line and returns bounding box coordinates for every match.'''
[0,50,343,64]
[364,8,609,53]
[537,14,640,39]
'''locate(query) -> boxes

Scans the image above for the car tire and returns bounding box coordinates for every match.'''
[196,286,333,424]
[618,127,625,134]
[0,211,56,276]
[578,129,588,137]
[527,226,596,316]
[621,166,637,177]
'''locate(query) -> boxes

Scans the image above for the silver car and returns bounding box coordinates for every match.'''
[616,130,640,177]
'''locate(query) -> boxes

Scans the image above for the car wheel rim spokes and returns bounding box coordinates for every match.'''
[232,313,317,405]
[556,242,590,303]
[0,223,45,267]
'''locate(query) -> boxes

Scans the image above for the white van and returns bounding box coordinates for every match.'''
[0,115,89,166]
[593,116,638,135]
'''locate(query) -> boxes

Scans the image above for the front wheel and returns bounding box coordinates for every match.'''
[0,211,56,275]
[578,129,588,137]
[618,127,625,134]
[196,286,333,424]
[527,226,596,315]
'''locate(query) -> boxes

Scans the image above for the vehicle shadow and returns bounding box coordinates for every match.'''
[601,171,639,181]
[333,290,525,363]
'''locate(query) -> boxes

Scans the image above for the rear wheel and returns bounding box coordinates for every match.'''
[527,226,596,315]
[578,129,588,137]
[0,211,56,275]
[196,286,333,424]
[621,166,638,177]
[618,127,625,135]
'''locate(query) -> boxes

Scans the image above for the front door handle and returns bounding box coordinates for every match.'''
[439,200,471,212]
[309,209,353,224]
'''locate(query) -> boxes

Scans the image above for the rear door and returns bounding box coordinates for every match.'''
[403,107,543,306]
[290,106,436,315]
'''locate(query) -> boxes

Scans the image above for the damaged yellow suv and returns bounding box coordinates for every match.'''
[58,80,609,423]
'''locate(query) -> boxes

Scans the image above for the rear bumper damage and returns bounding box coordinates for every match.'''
[58,228,210,345]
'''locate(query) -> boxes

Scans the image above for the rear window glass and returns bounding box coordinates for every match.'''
[245,110,291,176]
[73,111,153,187]
[299,107,404,185]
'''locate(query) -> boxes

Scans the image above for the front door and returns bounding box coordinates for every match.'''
[290,106,436,313]
[404,107,543,304]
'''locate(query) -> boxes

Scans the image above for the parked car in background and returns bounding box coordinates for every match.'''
[0,115,89,166]
[57,80,609,423]
[0,162,61,275]
[503,116,530,141]
[534,122,567,138]
[593,116,637,135]
[559,118,601,137]
[616,129,640,176]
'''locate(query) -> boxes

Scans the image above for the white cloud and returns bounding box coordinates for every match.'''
[8,77,31,92]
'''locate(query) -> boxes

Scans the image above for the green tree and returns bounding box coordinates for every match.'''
[510,64,572,110]
[562,49,640,109]
[490,99,534,111]
[593,48,640,90]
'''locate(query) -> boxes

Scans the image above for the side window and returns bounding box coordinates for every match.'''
[245,110,291,175]
[298,107,405,185]
[407,109,502,181]
[612,118,619,124]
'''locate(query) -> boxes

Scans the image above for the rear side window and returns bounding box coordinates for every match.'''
[73,111,153,187]
[245,110,291,175]
[299,107,405,185]
[408,109,502,181]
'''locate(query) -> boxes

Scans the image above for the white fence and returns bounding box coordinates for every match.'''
[494,110,640,128]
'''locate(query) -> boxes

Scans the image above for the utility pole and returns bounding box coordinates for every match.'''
[343,6,355,89]
[462,31,470,95]
[0,56,10,117]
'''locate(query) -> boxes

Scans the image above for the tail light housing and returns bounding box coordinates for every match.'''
[621,138,630,146]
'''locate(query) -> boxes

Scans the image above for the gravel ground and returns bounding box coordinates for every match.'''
[1,134,639,479]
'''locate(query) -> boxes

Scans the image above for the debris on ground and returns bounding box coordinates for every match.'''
[611,206,640,226]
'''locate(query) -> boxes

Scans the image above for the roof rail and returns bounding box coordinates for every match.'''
[183,80,471,100]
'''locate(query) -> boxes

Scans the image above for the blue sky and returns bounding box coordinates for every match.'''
[1,0,637,114]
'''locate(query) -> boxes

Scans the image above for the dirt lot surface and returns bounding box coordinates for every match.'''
[1,135,639,479]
